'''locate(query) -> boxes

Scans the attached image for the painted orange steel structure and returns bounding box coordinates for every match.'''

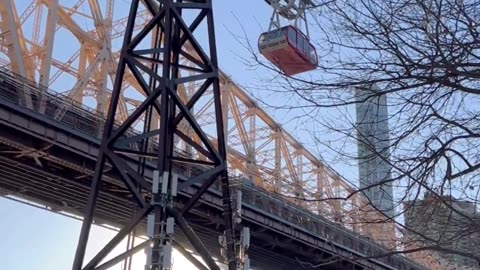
[0,0,393,245]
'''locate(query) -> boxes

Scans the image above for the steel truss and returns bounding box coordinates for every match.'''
[72,1,236,269]
[0,0,394,252]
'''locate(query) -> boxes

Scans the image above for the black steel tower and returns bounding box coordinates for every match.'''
[72,1,236,269]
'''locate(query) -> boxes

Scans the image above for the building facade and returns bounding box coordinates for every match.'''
[355,85,395,218]
[404,193,480,269]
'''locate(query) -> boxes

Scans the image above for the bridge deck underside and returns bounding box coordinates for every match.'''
[0,155,324,270]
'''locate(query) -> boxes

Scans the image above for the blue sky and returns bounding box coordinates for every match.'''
[0,198,80,269]
[0,1,291,269]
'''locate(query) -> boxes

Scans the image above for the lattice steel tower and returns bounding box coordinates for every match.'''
[72,1,237,269]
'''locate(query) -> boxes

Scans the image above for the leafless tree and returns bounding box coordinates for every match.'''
[240,0,480,268]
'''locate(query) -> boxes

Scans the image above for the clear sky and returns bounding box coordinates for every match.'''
[0,1,286,269]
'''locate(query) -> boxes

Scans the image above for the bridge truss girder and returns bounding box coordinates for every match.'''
[0,0,393,251]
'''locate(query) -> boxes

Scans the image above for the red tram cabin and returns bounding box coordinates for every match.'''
[258,26,317,76]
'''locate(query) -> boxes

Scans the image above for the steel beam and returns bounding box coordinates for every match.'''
[0,0,33,109]
[72,0,140,268]
[38,0,58,114]
[95,240,151,270]
[83,205,153,269]
[172,240,209,270]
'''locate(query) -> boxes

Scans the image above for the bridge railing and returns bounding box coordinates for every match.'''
[236,180,423,269]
